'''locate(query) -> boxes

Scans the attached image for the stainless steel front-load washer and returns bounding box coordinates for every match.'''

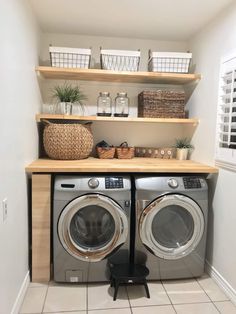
[53,175,131,283]
[134,176,208,280]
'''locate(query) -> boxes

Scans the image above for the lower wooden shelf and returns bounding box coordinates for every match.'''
[26,158,218,174]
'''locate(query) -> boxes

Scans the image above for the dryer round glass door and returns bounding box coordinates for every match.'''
[58,194,128,262]
[139,194,204,260]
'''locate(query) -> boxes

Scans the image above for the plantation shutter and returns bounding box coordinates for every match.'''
[215,52,236,169]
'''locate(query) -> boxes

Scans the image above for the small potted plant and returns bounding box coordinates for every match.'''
[52,82,87,115]
[174,138,194,160]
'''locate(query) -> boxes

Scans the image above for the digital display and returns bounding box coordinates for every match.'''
[183,177,201,189]
[105,177,124,189]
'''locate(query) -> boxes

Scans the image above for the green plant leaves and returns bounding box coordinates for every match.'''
[52,82,87,103]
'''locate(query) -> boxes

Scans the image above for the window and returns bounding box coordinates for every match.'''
[215,52,236,170]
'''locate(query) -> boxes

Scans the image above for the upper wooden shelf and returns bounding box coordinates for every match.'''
[36,66,201,85]
[36,114,199,125]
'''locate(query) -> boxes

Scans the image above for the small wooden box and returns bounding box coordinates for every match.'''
[135,147,175,159]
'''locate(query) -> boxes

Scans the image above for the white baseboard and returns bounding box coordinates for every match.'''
[11,271,30,314]
[205,260,236,305]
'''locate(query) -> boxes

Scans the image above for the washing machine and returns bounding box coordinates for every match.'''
[134,175,208,280]
[53,175,131,283]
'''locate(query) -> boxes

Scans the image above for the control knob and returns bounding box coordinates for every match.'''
[168,178,179,189]
[88,178,99,189]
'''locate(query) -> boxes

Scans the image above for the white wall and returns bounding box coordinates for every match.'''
[188,2,236,297]
[0,1,41,313]
[40,33,190,148]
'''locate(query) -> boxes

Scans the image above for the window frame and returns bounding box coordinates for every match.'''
[215,51,236,170]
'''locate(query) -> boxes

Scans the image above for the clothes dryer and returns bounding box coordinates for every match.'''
[53,175,131,283]
[134,176,208,280]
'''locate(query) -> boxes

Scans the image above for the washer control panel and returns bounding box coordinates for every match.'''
[183,177,202,189]
[105,177,124,189]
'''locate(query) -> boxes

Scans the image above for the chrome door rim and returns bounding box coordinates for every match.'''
[139,194,204,260]
[58,194,128,262]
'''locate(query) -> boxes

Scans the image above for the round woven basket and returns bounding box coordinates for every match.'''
[43,121,93,160]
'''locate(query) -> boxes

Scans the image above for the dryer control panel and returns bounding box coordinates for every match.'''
[183,177,202,189]
[105,177,124,189]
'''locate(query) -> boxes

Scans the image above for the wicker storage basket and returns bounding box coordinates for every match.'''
[43,121,93,160]
[138,90,185,118]
[135,147,175,159]
[116,142,134,159]
[96,147,115,159]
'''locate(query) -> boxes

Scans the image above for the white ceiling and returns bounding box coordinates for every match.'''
[29,0,233,41]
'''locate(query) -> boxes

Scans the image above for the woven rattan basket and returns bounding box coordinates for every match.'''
[43,121,93,160]
[116,142,134,159]
[96,147,115,159]
[138,90,185,118]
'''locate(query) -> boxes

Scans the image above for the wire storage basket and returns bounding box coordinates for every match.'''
[148,51,192,73]
[49,46,91,68]
[100,49,140,71]
[138,90,186,118]
[43,121,93,160]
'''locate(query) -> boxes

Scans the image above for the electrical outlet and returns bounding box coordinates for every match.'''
[2,198,8,222]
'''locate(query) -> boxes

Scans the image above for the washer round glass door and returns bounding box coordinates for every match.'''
[58,194,128,262]
[139,194,204,260]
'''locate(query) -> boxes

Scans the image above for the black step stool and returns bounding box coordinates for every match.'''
[110,264,150,301]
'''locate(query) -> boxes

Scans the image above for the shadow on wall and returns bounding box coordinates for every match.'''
[205,173,219,266]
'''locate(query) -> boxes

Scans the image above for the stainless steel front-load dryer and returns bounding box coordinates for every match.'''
[53,175,131,283]
[134,176,208,280]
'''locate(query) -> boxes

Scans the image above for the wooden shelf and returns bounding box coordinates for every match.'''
[36,114,199,125]
[36,66,201,85]
[26,158,218,174]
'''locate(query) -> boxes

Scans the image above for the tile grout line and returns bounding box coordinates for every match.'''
[161,280,177,314]
[125,285,133,314]
[41,282,49,314]
[195,276,222,313]
[86,282,88,314]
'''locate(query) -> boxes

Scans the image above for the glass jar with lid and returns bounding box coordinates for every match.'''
[97,92,112,116]
[114,92,129,117]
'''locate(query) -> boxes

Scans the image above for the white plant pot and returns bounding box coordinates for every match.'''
[60,102,72,115]
[176,148,189,160]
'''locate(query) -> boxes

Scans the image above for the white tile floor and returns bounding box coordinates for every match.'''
[19,274,236,314]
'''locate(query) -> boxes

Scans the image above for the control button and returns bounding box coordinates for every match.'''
[88,178,99,189]
[168,178,179,189]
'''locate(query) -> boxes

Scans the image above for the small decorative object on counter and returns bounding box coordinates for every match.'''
[114,92,129,117]
[116,142,134,159]
[100,48,140,71]
[49,46,91,68]
[148,50,192,73]
[96,140,115,159]
[43,121,93,160]
[52,82,87,115]
[138,90,185,118]
[135,147,175,159]
[97,92,112,116]
[174,137,194,160]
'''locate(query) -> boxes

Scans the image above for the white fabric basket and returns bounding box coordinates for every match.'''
[100,49,140,71]
[148,51,192,73]
[49,46,91,68]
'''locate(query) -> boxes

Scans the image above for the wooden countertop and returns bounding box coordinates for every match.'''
[25,158,218,173]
